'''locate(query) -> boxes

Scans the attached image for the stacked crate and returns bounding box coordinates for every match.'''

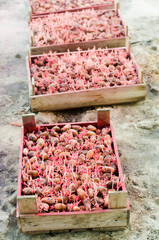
[27,2,146,111]
[17,0,146,233]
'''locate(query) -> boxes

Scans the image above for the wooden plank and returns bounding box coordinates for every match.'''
[71,229,86,233]
[130,52,144,84]
[17,216,22,232]
[22,114,36,132]
[26,230,50,235]
[92,226,126,231]
[110,124,125,188]
[29,7,32,21]
[26,56,32,96]
[28,50,31,66]
[126,38,131,56]
[51,230,69,234]
[115,1,119,15]
[30,31,33,47]
[30,84,146,112]
[17,128,24,197]
[30,38,126,55]
[108,191,128,209]
[17,196,38,214]
[97,109,110,128]
[30,46,127,61]
[125,25,128,37]
[127,209,130,225]
[138,68,144,84]
[32,77,35,96]
[19,209,128,232]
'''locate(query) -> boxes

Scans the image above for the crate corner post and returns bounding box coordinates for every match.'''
[125,25,128,37]
[139,68,144,84]
[97,108,110,128]
[30,30,34,47]
[115,1,119,15]
[17,195,38,214]
[22,113,36,132]
[126,38,131,56]
[108,190,128,209]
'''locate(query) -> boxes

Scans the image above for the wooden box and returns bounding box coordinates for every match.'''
[28,0,116,18]
[17,109,130,233]
[27,42,146,112]
[29,4,128,55]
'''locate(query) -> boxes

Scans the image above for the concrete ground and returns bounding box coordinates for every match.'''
[0,0,159,239]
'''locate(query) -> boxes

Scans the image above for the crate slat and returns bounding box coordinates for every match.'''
[30,38,126,55]
[18,209,128,233]
[30,84,146,112]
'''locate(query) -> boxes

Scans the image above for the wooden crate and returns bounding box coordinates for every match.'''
[28,0,116,18]
[29,4,128,55]
[27,42,146,112]
[17,109,130,233]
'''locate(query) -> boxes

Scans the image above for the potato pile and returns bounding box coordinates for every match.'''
[22,124,122,212]
[31,0,114,15]
[30,9,125,47]
[30,48,139,95]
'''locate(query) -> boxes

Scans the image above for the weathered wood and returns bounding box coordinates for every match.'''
[126,38,131,56]
[97,109,110,128]
[71,229,86,233]
[110,124,126,187]
[32,77,35,96]
[19,209,128,233]
[30,46,127,60]
[130,52,144,84]
[125,25,128,37]
[28,50,31,66]
[26,230,50,235]
[22,114,36,132]
[108,191,128,209]
[26,56,32,96]
[17,216,22,232]
[29,6,32,21]
[30,84,146,112]
[115,1,119,15]
[17,196,38,214]
[51,229,69,234]
[127,209,130,225]
[30,38,126,55]
[92,226,126,231]
[138,68,144,84]
[30,31,33,47]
